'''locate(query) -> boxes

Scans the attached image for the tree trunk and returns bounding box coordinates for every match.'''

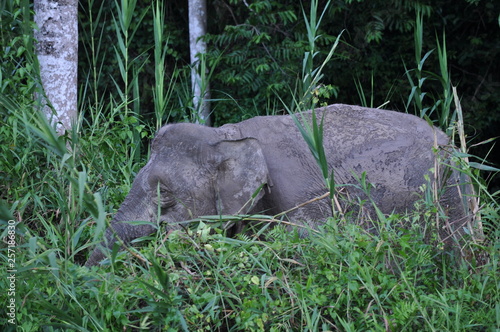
[188,0,211,126]
[34,0,78,135]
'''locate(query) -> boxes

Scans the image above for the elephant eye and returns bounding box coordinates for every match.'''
[157,196,176,209]
[150,181,176,208]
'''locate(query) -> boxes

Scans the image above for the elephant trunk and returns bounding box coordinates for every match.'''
[85,221,156,267]
[85,226,118,267]
[85,168,155,266]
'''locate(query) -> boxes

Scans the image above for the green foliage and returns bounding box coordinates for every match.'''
[282,0,340,215]
[204,0,340,123]
[152,1,174,130]
[3,210,498,330]
[72,0,500,176]
[0,0,498,330]
[0,0,37,104]
[73,0,500,182]
[78,0,190,128]
[404,9,456,132]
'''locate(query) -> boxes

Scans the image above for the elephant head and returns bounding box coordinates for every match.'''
[85,123,270,266]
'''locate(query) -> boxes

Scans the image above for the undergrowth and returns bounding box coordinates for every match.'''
[0,0,498,331]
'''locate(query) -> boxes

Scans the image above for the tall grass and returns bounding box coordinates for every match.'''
[0,0,498,331]
[404,9,455,132]
[280,0,341,213]
[152,1,176,130]
[403,9,498,247]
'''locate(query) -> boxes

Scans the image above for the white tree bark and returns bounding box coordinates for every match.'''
[188,0,211,126]
[34,0,78,135]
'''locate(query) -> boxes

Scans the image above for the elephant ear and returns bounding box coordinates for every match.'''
[213,138,270,215]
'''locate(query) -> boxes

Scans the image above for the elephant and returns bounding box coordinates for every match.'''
[85,104,474,266]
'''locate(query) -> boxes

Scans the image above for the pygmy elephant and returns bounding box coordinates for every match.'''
[86,104,472,266]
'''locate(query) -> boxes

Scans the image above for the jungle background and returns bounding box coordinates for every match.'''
[0,0,499,330]
[77,0,500,189]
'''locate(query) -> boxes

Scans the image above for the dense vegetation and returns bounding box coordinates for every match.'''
[76,0,500,183]
[0,0,499,330]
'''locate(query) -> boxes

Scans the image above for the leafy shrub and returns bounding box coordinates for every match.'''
[0,0,498,330]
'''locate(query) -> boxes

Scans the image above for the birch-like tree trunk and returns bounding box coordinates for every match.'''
[34,0,78,135]
[188,0,211,126]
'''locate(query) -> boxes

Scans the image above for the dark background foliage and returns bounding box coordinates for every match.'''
[76,0,498,191]
[0,2,498,329]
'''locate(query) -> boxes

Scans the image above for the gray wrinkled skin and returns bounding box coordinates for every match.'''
[86,104,472,266]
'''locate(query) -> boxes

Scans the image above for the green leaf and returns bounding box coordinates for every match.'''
[468,162,500,172]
